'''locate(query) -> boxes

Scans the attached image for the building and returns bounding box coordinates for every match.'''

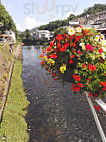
[0,30,16,43]
[33,30,54,41]
[87,11,106,28]
[0,22,3,27]
[5,30,16,43]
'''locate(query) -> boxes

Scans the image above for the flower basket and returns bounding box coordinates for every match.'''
[56,69,74,83]
[39,26,106,99]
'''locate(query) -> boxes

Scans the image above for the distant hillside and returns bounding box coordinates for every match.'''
[37,4,106,31]
[78,4,106,17]
[30,26,39,33]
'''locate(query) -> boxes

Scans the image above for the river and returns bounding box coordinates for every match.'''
[22,46,104,142]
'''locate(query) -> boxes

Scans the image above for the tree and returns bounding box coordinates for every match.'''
[0,2,17,33]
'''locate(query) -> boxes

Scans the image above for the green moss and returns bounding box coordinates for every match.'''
[0,60,29,142]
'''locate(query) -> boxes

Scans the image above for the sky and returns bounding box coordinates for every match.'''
[2,0,106,31]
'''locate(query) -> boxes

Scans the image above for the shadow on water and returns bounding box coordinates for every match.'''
[22,46,104,142]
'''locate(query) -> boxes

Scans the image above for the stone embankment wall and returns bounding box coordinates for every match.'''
[0,43,23,122]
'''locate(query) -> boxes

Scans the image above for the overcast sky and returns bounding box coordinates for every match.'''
[2,0,106,31]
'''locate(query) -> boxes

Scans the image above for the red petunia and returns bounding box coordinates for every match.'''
[54,78,58,81]
[58,42,61,48]
[56,34,63,42]
[77,51,82,55]
[85,44,93,51]
[87,78,91,82]
[73,74,81,81]
[98,49,103,53]
[41,61,44,65]
[50,41,54,47]
[70,54,75,59]
[94,105,101,111]
[100,82,106,87]
[53,73,56,77]
[72,84,80,92]
[48,69,51,72]
[75,36,80,42]
[82,64,86,68]
[46,46,51,52]
[42,49,46,53]
[88,64,96,71]
[77,83,84,87]
[51,54,57,59]
[89,92,92,97]
[46,55,50,58]
[69,60,73,64]
[40,54,44,58]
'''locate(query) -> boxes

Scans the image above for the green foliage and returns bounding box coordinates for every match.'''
[0,60,29,142]
[19,29,33,45]
[0,2,17,33]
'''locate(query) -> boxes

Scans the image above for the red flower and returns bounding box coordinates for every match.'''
[88,64,96,71]
[70,54,75,59]
[50,41,54,47]
[48,69,51,72]
[69,60,73,64]
[73,43,76,47]
[73,50,76,53]
[63,34,67,37]
[87,78,91,82]
[85,44,93,51]
[98,49,103,53]
[41,61,44,65]
[82,64,86,68]
[102,87,106,91]
[58,42,61,48]
[43,49,46,53]
[51,54,57,59]
[47,55,50,58]
[56,34,63,42]
[77,83,84,88]
[46,46,51,52]
[53,73,56,77]
[89,92,92,97]
[76,76,81,81]
[92,65,97,71]
[45,65,47,69]
[72,84,80,92]
[40,54,44,58]
[75,36,80,42]
[77,51,82,55]
[54,78,57,81]
[94,105,101,111]
[73,74,80,81]
[100,82,106,87]
[104,73,106,76]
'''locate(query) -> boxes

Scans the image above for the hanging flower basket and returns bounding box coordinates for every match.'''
[39,26,106,99]
[56,69,74,83]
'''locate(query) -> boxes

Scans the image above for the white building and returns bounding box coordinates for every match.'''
[5,30,16,43]
[33,30,54,40]
[0,22,3,27]
[87,11,106,28]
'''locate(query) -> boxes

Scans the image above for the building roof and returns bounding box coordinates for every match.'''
[96,27,106,31]
[88,11,106,18]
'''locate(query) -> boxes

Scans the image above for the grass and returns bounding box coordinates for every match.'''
[0,60,29,142]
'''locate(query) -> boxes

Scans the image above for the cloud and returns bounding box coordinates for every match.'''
[16,23,25,31]
[25,17,41,30]
[16,17,43,31]
[65,11,82,19]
